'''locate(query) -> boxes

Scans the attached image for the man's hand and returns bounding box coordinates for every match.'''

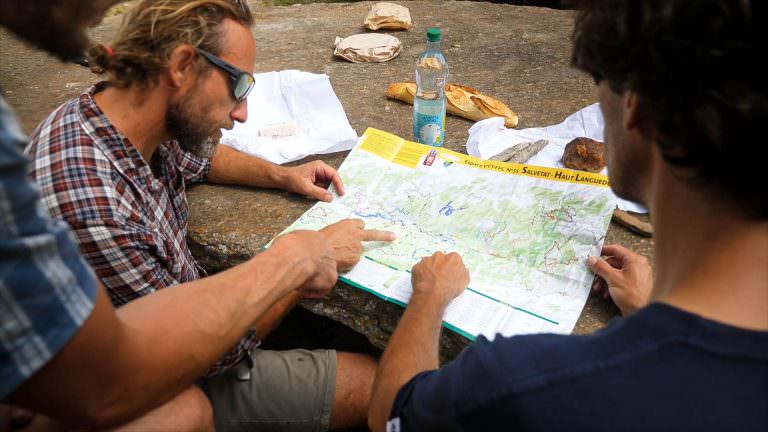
[587,244,653,315]
[297,253,338,299]
[368,252,469,432]
[411,252,470,308]
[282,160,345,202]
[319,219,396,272]
[269,230,339,298]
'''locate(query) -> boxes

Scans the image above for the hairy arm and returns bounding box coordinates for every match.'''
[368,253,469,432]
[208,142,285,188]
[7,231,334,430]
[208,144,345,202]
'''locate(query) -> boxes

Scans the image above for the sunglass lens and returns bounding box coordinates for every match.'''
[235,75,254,101]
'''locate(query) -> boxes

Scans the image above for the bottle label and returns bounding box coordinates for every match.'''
[414,112,444,146]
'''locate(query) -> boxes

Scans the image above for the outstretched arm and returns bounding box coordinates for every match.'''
[208,144,345,202]
[7,230,337,430]
[368,252,469,432]
[254,219,398,338]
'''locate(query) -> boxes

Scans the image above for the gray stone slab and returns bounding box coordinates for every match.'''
[0,1,654,362]
[185,1,654,360]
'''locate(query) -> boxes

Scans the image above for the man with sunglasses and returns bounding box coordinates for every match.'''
[25,0,393,431]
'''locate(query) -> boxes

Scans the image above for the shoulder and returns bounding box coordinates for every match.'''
[393,304,768,429]
[25,91,123,222]
[394,306,684,415]
[26,93,106,179]
[451,306,682,388]
[27,94,87,156]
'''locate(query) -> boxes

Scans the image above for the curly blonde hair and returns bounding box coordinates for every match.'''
[88,0,253,88]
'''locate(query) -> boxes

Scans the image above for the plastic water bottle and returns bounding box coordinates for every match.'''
[413,27,449,146]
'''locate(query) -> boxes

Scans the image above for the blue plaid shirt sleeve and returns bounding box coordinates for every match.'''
[0,94,97,399]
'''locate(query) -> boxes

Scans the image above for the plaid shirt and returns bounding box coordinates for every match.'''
[26,84,259,375]
[1,91,96,398]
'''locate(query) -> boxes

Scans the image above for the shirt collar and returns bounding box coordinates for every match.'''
[77,83,162,188]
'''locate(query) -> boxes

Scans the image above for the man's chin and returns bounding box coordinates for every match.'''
[611,185,647,208]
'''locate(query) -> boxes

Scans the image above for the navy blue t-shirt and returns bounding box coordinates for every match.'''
[390,303,768,431]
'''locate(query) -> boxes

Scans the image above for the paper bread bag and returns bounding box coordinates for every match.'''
[364,3,413,31]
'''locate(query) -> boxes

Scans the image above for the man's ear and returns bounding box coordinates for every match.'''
[622,90,653,138]
[167,45,198,88]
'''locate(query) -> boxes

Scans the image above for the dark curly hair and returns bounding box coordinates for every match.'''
[571,0,765,219]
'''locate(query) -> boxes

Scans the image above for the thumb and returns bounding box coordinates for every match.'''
[303,183,333,202]
[587,256,620,283]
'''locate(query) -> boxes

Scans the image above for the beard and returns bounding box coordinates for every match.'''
[166,92,217,157]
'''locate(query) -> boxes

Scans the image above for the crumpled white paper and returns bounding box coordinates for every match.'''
[220,70,358,164]
[466,103,647,213]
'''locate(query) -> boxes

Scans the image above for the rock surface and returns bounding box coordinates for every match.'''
[0,1,654,361]
[184,1,654,360]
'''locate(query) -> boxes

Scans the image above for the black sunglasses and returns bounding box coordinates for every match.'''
[196,48,255,102]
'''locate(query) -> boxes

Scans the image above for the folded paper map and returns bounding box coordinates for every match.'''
[276,128,616,340]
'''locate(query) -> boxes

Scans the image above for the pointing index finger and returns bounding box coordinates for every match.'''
[362,229,397,242]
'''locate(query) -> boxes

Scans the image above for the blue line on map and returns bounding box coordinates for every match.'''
[354,211,391,220]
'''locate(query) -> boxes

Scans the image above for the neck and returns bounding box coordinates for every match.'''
[649,165,768,331]
[92,84,171,162]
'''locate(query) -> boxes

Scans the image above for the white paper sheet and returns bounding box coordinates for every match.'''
[466,104,647,213]
[220,70,358,164]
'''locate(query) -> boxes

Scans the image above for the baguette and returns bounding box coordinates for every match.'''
[386,81,519,128]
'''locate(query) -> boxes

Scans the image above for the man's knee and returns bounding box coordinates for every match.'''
[179,386,214,432]
[330,352,378,429]
[111,386,213,432]
[335,352,377,398]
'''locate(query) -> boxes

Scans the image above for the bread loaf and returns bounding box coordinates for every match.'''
[386,81,519,128]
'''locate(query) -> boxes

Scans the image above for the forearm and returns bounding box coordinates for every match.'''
[8,247,312,429]
[369,296,446,432]
[208,143,286,188]
[253,290,302,339]
[108,248,310,408]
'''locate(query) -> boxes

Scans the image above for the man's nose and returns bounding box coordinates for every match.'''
[230,99,248,123]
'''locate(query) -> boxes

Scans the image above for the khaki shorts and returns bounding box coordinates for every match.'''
[199,348,337,432]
